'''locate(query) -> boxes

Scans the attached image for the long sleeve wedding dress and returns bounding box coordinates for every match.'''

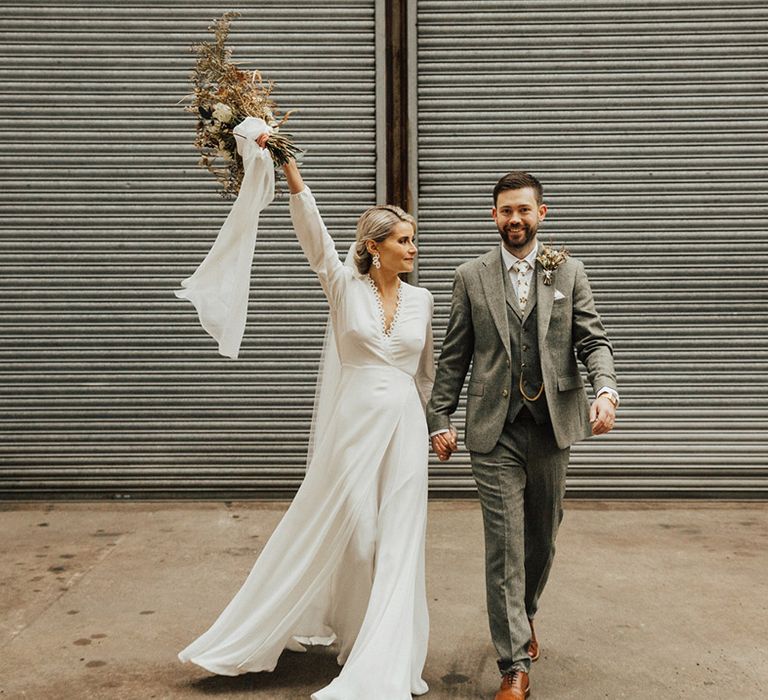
[178,186,434,700]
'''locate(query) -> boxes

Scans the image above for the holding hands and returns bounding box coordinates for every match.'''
[431,426,458,461]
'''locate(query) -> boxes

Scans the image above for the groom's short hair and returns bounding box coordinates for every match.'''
[494,171,543,206]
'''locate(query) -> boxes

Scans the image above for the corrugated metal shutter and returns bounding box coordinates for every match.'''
[417,1,768,496]
[0,2,377,497]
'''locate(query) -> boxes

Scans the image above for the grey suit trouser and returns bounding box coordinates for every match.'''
[470,408,569,674]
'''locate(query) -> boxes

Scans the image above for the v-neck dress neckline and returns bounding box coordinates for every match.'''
[365,274,403,339]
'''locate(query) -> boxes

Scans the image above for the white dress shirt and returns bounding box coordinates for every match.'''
[501,243,537,306]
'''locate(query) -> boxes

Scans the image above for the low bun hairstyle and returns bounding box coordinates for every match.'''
[353,204,417,275]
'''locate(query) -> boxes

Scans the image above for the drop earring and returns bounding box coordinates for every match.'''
[372,253,381,269]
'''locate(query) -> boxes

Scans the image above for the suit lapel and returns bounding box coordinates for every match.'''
[480,248,511,358]
[536,248,554,349]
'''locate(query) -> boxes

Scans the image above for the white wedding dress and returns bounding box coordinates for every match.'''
[178,187,435,699]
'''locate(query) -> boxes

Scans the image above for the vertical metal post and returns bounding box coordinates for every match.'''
[375,0,387,204]
[406,0,419,281]
[385,0,410,211]
[376,0,418,280]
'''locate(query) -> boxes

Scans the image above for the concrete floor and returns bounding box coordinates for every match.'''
[0,500,766,699]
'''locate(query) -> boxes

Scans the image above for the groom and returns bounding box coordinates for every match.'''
[427,171,618,700]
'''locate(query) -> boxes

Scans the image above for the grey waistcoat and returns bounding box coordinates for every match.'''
[502,263,550,425]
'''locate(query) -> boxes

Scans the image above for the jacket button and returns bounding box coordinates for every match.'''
[502,389,509,397]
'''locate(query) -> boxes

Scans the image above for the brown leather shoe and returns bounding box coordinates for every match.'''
[527,618,540,662]
[494,670,530,700]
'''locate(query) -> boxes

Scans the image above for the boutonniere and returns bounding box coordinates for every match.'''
[536,245,570,286]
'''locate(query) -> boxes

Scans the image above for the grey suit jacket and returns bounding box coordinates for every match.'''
[426,245,617,452]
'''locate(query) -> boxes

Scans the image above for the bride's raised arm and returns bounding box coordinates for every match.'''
[281,157,305,196]
[261,145,349,308]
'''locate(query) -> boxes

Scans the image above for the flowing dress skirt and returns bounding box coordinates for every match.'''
[178,365,429,699]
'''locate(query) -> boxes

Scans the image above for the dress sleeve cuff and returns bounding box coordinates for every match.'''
[289,185,311,200]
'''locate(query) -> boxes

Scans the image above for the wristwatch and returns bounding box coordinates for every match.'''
[598,391,618,408]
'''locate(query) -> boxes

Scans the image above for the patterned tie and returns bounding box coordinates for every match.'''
[513,259,531,310]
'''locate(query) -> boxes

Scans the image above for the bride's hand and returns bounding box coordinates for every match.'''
[255,131,303,192]
[256,133,270,149]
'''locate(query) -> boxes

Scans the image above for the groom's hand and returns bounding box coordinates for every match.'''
[590,395,617,435]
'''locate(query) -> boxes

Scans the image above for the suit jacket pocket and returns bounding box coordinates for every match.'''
[468,380,485,396]
[557,374,583,392]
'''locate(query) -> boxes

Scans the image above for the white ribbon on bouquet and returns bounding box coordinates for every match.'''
[175,117,274,359]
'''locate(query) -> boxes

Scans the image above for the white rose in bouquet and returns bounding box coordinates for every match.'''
[212,102,234,123]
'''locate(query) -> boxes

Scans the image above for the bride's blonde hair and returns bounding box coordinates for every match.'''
[353,205,416,274]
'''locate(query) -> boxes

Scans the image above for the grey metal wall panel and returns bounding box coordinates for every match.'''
[416,1,768,496]
[0,1,377,497]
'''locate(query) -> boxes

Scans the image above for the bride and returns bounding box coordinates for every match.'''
[178,132,440,699]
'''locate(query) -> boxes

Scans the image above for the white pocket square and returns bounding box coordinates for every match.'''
[554,289,567,301]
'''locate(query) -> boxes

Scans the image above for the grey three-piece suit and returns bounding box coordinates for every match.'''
[426,243,617,674]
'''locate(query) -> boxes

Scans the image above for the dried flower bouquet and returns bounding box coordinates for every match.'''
[186,11,301,198]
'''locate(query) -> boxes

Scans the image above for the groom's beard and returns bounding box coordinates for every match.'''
[497,221,538,253]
